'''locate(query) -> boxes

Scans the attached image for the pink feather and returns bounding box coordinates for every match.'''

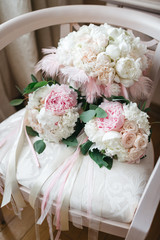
[35,53,61,77]
[86,77,101,103]
[59,66,89,88]
[129,76,153,101]
[121,84,129,99]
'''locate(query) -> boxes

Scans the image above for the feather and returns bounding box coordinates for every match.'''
[129,76,153,102]
[59,66,89,89]
[35,53,61,77]
[86,77,101,103]
[121,84,129,99]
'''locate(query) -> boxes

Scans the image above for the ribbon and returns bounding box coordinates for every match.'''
[1,115,26,210]
[24,125,40,168]
[29,144,75,209]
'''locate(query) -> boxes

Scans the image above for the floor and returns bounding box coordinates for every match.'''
[0,103,160,240]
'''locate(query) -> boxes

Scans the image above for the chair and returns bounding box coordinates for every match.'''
[0,5,160,240]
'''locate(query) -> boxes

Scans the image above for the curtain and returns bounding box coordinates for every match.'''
[0,0,83,122]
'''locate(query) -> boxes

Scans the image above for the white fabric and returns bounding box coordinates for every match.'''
[0,109,153,224]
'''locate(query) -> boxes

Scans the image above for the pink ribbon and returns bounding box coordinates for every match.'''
[24,126,40,168]
[40,136,87,240]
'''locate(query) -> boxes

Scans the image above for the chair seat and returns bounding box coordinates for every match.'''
[0,108,154,225]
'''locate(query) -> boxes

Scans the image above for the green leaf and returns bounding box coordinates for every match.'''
[80,140,93,155]
[140,155,146,160]
[144,107,150,113]
[89,149,113,170]
[80,110,96,123]
[23,82,37,94]
[23,81,48,94]
[103,95,130,105]
[31,74,38,83]
[26,126,39,137]
[16,85,23,94]
[141,101,146,111]
[62,136,78,147]
[89,104,97,110]
[10,99,24,106]
[95,107,107,118]
[148,129,152,142]
[33,140,46,154]
[33,81,48,89]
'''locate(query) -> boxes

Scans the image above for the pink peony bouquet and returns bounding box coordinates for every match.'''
[26,84,79,143]
[83,99,150,166]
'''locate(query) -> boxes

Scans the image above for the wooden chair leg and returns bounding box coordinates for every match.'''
[0,208,5,224]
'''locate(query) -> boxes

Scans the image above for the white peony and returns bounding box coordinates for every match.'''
[37,108,79,142]
[84,119,128,162]
[116,57,142,80]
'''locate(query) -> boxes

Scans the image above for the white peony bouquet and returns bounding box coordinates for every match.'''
[36,23,152,103]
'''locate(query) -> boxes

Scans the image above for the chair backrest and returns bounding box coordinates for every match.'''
[0,5,160,239]
[0,5,160,106]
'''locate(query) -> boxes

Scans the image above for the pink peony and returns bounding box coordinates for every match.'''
[45,84,77,115]
[122,132,136,149]
[96,101,124,132]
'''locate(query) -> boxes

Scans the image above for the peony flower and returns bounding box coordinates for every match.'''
[96,101,124,132]
[121,132,136,149]
[45,84,77,115]
[116,57,142,84]
[37,108,79,142]
[134,134,148,150]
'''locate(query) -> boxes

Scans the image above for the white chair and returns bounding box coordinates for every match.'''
[0,5,160,240]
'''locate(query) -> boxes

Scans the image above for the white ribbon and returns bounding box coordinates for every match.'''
[1,114,26,209]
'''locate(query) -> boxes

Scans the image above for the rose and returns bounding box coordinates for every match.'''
[134,134,148,150]
[96,101,124,132]
[122,120,138,133]
[45,84,77,115]
[128,147,144,163]
[121,132,136,149]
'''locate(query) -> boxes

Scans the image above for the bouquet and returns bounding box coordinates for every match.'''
[36,23,152,103]
[11,23,152,168]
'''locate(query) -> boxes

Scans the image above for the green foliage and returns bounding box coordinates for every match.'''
[80,106,107,123]
[103,95,130,105]
[10,99,24,106]
[62,136,78,147]
[89,149,113,170]
[62,119,84,147]
[31,74,38,83]
[23,81,48,95]
[80,140,93,155]
[80,110,95,123]
[95,107,107,118]
[33,140,46,154]
[26,126,39,137]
